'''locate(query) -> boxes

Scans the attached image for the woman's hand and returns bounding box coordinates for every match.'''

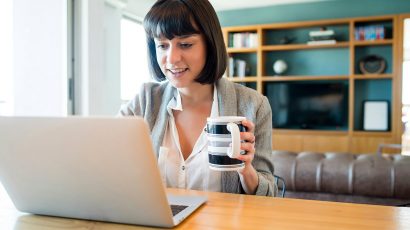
[236,119,259,194]
[236,119,256,166]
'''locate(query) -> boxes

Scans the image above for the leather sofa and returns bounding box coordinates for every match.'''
[272,151,410,206]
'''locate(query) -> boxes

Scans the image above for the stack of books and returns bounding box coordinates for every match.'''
[228,57,247,77]
[307,29,336,45]
[230,32,258,48]
[354,25,385,41]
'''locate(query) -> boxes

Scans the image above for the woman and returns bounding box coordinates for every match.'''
[119,0,276,196]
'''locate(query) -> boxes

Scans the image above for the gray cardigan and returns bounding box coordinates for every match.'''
[119,78,276,196]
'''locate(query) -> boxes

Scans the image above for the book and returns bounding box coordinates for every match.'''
[307,40,336,45]
[228,58,247,77]
[354,25,385,41]
[309,30,335,37]
[235,59,247,77]
[228,57,234,77]
[309,30,335,41]
[231,32,258,48]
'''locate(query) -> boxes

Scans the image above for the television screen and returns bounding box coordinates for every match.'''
[266,81,349,130]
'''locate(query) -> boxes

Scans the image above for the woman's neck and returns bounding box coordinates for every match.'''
[178,83,213,106]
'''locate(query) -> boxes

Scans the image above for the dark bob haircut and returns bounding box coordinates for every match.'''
[143,0,227,84]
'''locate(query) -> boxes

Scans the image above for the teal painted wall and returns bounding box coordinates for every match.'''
[217,0,410,27]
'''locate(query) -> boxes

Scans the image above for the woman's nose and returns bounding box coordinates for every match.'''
[166,46,182,64]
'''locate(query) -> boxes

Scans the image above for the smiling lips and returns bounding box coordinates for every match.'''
[167,68,188,76]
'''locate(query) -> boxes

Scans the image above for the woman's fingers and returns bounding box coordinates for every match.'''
[236,119,256,164]
[237,147,254,162]
[242,119,255,133]
[241,142,255,154]
[241,132,255,144]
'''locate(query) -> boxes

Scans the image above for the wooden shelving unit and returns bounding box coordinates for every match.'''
[229,77,258,82]
[226,48,258,53]
[353,74,393,79]
[262,42,350,51]
[223,15,401,154]
[262,75,349,81]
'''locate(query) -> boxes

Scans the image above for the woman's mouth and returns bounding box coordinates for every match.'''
[168,68,188,76]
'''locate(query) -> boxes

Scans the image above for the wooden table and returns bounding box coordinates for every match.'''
[1,184,409,230]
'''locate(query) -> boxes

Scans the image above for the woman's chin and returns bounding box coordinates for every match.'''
[167,79,188,89]
[166,75,189,88]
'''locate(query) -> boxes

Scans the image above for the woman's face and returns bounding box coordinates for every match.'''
[154,33,206,89]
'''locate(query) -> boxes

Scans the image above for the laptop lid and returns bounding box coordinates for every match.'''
[0,116,206,227]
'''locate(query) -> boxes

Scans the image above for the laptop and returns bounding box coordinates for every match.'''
[0,116,207,228]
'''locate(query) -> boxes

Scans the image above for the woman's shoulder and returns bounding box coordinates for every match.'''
[119,81,173,116]
[126,81,171,106]
[136,80,175,99]
[234,83,261,98]
[219,78,265,101]
[140,81,169,93]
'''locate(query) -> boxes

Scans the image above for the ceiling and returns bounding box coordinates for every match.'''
[209,0,334,11]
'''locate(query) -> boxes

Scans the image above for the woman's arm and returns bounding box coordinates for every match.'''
[118,94,142,116]
[237,96,276,196]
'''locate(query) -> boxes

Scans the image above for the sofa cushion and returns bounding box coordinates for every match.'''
[321,153,354,194]
[392,154,410,198]
[272,151,410,200]
[353,154,393,198]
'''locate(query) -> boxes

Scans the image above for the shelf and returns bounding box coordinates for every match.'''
[262,75,349,81]
[353,39,393,46]
[224,27,258,33]
[353,15,395,23]
[353,79,392,132]
[273,129,348,135]
[353,74,393,79]
[354,46,393,75]
[264,49,350,76]
[262,42,349,51]
[227,47,258,53]
[228,77,258,82]
[261,18,349,30]
[352,131,393,137]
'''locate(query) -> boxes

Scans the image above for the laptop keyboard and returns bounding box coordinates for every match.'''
[170,204,189,216]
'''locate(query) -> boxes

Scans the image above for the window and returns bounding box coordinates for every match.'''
[120,17,151,102]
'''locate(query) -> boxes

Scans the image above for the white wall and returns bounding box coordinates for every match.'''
[124,0,154,19]
[74,0,153,116]
[13,0,67,116]
[75,0,104,115]
[103,4,122,114]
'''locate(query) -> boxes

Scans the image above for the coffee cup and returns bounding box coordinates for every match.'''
[205,116,246,171]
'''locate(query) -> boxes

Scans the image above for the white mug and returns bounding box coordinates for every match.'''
[205,116,246,171]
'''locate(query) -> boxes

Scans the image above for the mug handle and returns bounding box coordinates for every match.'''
[227,122,241,158]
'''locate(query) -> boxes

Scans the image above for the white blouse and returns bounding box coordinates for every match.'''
[157,86,221,192]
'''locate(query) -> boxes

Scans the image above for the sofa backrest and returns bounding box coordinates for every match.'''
[272,151,410,199]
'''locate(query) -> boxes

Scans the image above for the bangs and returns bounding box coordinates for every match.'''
[144,1,200,39]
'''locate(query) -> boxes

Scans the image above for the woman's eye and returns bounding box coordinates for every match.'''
[156,44,168,50]
[180,43,193,48]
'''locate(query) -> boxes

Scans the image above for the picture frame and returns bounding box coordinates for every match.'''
[363,100,389,131]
